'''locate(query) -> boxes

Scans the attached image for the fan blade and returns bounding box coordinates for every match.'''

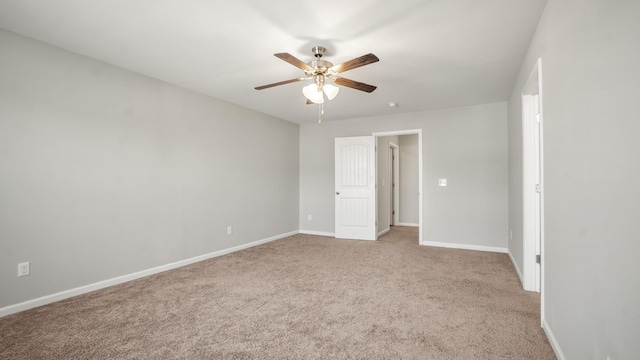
[274,53,314,72]
[333,77,377,93]
[306,99,314,105]
[329,53,379,73]
[255,78,306,90]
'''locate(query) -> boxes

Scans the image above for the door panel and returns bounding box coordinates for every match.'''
[335,136,377,240]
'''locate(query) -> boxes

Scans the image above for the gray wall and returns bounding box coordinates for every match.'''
[376,135,398,233]
[0,29,299,309]
[507,0,640,358]
[300,103,508,249]
[399,135,419,225]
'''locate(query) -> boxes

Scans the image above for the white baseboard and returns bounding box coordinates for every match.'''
[422,241,508,254]
[299,230,335,237]
[0,230,299,318]
[377,227,390,237]
[508,250,525,287]
[542,317,566,360]
[396,222,419,227]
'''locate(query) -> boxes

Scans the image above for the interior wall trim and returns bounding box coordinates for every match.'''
[397,223,419,227]
[377,227,391,237]
[423,241,507,254]
[508,250,525,287]
[542,318,566,360]
[299,230,335,237]
[0,230,299,318]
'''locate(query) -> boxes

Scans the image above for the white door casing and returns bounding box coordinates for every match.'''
[335,136,377,240]
[522,58,544,296]
[389,143,400,227]
[533,94,542,293]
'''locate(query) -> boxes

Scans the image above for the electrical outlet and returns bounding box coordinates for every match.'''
[227,226,233,235]
[307,214,312,221]
[18,262,30,277]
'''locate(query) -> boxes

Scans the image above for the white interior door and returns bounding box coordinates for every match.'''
[335,136,377,240]
[389,146,395,226]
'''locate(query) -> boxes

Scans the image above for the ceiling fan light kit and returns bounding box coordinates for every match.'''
[302,83,324,104]
[255,46,379,123]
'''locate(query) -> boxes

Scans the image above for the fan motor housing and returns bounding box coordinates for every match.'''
[306,60,333,76]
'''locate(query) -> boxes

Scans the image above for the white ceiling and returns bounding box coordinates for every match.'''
[0,0,547,124]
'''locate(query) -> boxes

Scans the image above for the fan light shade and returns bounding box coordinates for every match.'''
[302,83,340,104]
[323,84,339,100]
[303,83,324,104]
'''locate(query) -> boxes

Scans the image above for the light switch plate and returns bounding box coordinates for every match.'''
[439,179,447,186]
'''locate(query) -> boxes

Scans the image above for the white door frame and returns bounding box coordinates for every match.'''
[373,130,423,244]
[522,58,544,301]
[389,142,400,226]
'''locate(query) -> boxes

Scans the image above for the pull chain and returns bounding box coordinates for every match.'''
[318,103,324,124]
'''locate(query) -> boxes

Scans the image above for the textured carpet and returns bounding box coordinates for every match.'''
[0,227,555,359]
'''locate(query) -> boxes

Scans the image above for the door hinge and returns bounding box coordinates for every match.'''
[375,221,378,226]
[535,184,541,193]
[392,211,395,215]
[536,254,541,264]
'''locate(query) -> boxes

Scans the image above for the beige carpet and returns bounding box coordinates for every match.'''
[0,227,555,359]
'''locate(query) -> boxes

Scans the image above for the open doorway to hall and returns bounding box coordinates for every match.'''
[334,130,422,243]
[376,134,420,241]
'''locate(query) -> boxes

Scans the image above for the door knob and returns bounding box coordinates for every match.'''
[336,192,340,195]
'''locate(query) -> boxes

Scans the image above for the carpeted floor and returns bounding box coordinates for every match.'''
[0,227,555,359]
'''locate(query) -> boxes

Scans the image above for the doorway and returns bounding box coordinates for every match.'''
[334,130,423,244]
[522,58,544,295]
[374,130,423,244]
